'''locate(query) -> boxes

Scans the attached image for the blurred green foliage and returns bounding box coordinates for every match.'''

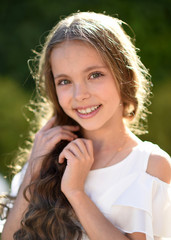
[0,0,171,180]
[0,77,30,178]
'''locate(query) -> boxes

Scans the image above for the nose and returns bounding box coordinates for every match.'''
[73,83,91,101]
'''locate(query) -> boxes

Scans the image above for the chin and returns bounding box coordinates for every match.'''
[78,122,105,132]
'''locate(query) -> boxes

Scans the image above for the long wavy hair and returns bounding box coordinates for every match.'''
[2,11,152,239]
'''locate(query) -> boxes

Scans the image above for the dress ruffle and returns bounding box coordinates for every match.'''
[8,142,171,240]
[93,172,171,240]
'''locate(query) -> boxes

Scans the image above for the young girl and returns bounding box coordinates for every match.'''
[1,11,171,240]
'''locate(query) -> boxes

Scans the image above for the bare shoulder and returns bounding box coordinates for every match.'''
[147,147,171,184]
[126,232,146,240]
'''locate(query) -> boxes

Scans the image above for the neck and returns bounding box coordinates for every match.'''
[82,118,130,155]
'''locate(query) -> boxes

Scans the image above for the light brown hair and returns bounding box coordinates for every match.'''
[7,12,152,239]
[36,11,151,135]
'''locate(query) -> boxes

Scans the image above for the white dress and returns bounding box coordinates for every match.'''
[83,141,171,240]
[9,141,171,240]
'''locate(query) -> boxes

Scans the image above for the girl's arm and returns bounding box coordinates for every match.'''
[2,167,31,240]
[67,190,146,240]
[2,117,79,240]
[61,139,171,240]
[59,138,146,240]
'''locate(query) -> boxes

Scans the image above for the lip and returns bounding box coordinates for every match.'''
[74,104,102,119]
[74,104,100,110]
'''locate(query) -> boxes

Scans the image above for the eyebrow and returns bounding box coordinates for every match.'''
[83,65,107,73]
[54,65,107,80]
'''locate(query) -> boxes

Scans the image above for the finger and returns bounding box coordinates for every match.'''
[48,132,77,146]
[41,116,56,131]
[72,139,88,155]
[82,139,94,157]
[59,148,75,164]
[45,127,78,140]
[66,142,82,158]
[58,150,65,164]
[61,125,80,132]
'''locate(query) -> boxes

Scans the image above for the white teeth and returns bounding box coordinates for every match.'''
[77,105,100,114]
[86,108,92,113]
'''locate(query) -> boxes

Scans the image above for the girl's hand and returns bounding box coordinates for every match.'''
[59,138,94,198]
[28,116,79,176]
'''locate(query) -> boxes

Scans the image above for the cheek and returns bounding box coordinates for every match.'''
[101,81,120,101]
[56,89,70,109]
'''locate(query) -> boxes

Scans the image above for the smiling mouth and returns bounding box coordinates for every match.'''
[75,105,102,115]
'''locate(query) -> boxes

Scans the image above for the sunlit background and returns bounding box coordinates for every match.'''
[0,0,171,188]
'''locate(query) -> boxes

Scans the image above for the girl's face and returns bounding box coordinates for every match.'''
[50,40,123,131]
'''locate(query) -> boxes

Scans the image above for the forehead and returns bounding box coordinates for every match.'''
[50,40,106,68]
[49,39,120,91]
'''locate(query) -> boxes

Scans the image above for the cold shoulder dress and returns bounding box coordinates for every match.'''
[10,141,171,240]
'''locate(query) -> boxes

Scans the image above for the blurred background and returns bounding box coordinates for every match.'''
[0,0,171,186]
